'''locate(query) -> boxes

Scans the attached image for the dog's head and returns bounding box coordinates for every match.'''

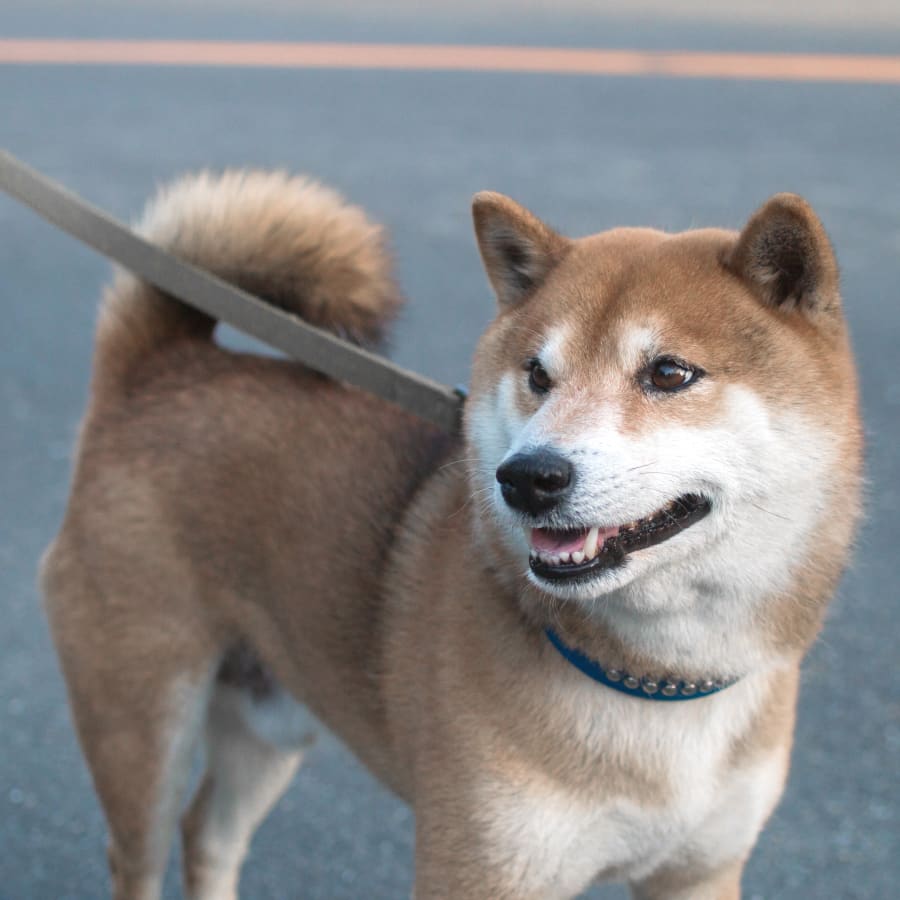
[465,192,862,635]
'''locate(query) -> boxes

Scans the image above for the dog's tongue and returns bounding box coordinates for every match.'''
[530,525,622,554]
[530,528,589,554]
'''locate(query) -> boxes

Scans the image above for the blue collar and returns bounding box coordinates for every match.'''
[545,628,738,702]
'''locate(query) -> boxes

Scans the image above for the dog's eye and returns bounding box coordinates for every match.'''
[649,358,700,392]
[527,359,552,394]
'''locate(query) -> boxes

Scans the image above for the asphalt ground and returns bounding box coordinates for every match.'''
[1,3,899,898]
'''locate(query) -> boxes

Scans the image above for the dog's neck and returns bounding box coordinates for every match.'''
[514,566,795,688]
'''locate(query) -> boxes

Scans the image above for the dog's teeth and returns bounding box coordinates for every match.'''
[558,551,571,564]
[572,551,584,564]
[550,554,561,566]
[583,526,599,559]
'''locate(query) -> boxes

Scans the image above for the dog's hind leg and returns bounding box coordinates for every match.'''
[180,674,310,900]
[50,622,217,897]
[42,543,222,900]
[99,666,216,900]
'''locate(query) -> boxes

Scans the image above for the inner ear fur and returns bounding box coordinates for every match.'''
[472,191,569,308]
[724,193,839,314]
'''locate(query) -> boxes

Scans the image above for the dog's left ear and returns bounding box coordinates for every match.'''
[724,193,840,315]
[472,192,569,309]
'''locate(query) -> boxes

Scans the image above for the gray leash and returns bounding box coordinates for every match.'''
[0,150,466,434]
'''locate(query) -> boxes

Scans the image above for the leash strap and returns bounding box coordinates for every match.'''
[0,149,466,434]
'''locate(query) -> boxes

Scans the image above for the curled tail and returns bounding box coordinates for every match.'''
[95,169,402,383]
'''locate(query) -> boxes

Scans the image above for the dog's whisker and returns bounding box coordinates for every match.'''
[437,457,481,473]
[626,461,660,472]
[749,501,792,522]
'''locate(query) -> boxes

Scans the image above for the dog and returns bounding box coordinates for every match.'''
[41,170,862,900]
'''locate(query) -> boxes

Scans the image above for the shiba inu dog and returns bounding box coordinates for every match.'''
[41,170,862,900]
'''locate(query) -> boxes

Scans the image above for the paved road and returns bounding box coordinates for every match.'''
[2,3,899,898]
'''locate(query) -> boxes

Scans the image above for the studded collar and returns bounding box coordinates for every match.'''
[545,628,739,702]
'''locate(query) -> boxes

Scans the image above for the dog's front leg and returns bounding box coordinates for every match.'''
[413,848,560,900]
[413,807,581,900]
[630,859,744,900]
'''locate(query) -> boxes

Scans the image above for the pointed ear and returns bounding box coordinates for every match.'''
[724,193,840,314]
[472,192,568,308]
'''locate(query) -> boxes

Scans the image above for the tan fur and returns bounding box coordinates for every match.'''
[41,172,862,899]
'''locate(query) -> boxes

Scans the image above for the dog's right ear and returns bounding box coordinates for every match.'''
[472,192,569,309]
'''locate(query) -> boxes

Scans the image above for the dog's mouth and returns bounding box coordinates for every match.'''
[528,494,711,581]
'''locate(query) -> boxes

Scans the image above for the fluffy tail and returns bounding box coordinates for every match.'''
[95,169,402,382]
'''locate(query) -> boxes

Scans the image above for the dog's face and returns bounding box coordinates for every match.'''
[466,192,860,624]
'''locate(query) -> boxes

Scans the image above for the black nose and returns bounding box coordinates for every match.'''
[496,449,574,516]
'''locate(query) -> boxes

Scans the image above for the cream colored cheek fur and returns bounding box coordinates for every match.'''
[590,387,834,675]
[470,361,835,675]
[559,383,835,607]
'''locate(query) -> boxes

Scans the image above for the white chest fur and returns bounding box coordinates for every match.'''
[479,673,788,897]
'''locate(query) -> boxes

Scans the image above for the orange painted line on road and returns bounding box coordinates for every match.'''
[1,39,899,84]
